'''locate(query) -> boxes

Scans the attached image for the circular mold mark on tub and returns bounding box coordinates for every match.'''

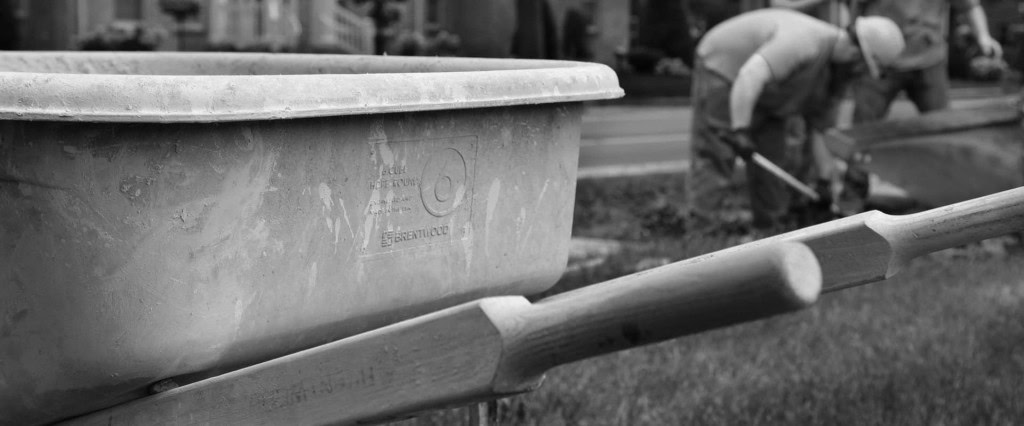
[420,147,467,217]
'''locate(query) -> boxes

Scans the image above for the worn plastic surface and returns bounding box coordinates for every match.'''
[0,51,621,122]
[0,52,622,425]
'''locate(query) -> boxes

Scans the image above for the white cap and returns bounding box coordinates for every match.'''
[854,16,906,78]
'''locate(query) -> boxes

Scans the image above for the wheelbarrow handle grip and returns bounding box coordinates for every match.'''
[488,242,822,391]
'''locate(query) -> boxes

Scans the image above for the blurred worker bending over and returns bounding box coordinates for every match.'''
[687,8,905,231]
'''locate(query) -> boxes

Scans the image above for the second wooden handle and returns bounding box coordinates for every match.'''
[879,186,1024,260]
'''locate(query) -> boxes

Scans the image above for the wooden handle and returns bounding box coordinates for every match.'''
[490,242,821,392]
[876,186,1024,260]
[64,243,820,425]
[750,153,821,201]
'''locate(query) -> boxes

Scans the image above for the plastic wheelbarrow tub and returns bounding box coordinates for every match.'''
[0,51,623,424]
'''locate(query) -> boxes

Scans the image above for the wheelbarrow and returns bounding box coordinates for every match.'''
[4,52,1024,425]
[0,51,624,424]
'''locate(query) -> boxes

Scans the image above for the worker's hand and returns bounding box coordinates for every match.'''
[812,178,834,206]
[977,33,1003,59]
[724,128,756,161]
[808,178,843,219]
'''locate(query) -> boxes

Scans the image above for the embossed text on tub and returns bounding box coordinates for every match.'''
[362,136,478,256]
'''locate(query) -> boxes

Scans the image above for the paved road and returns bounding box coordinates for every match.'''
[577,89,1020,179]
[579,106,689,178]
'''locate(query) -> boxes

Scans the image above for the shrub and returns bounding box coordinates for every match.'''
[626,47,665,74]
[78,21,167,51]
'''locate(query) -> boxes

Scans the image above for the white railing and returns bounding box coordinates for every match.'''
[208,0,374,53]
[332,4,375,54]
[207,0,301,51]
[308,0,375,54]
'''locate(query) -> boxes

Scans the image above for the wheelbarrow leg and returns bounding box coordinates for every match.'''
[467,402,491,426]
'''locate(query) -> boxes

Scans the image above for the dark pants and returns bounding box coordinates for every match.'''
[853,60,950,124]
[687,60,793,229]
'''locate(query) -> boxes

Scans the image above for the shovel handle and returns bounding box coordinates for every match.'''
[750,153,821,201]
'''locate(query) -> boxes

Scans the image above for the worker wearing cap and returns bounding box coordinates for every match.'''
[851,0,1003,123]
[688,8,904,230]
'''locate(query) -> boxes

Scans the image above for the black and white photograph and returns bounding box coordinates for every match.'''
[2,0,1024,424]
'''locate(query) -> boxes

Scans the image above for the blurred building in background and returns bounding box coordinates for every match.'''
[1,0,630,66]
[2,0,1020,78]
[9,0,308,52]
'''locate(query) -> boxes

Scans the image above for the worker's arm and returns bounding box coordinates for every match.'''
[769,0,828,12]
[803,89,843,205]
[965,4,1003,58]
[729,54,773,131]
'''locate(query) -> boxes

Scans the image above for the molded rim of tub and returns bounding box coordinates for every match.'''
[0,51,624,123]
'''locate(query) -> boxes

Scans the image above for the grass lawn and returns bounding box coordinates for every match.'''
[410,173,1024,425]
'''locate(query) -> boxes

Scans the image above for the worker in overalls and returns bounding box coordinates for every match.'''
[687,8,904,232]
[850,0,1002,123]
[770,0,854,220]
[774,0,1003,214]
